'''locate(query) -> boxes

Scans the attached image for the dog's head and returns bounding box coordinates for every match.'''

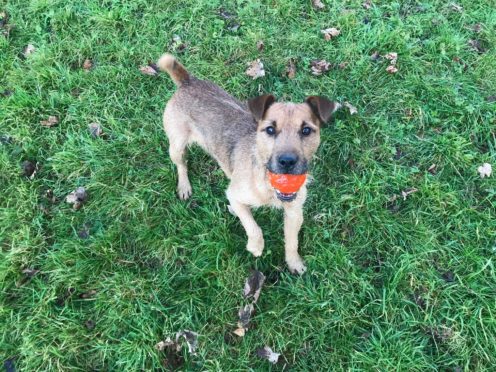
[248,94,338,201]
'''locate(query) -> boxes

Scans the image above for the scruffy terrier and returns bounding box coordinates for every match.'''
[158,54,337,274]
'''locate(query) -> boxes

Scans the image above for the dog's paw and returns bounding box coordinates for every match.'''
[246,235,264,257]
[177,182,192,200]
[286,255,307,275]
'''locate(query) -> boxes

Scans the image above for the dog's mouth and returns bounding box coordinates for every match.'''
[275,190,297,202]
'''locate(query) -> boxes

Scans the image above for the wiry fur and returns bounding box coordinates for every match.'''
[158,54,336,274]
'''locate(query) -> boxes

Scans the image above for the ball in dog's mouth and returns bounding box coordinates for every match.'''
[268,172,307,202]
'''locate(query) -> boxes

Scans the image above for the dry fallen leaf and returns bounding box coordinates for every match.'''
[389,187,418,203]
[83,58,93,71]
[310,59,331,76]
[428,164,437,175]
[243,270,265,303]
[233,328,245,337]
[401,187,418,200]
[66,187,88,210]
[234,303,254,337]
[370,51,381,62]
[21,160,37,178]
[139,64,158,76]
[286,58,296,79]
[468,39,486,53]
[338,61,349,69]
[245,59,265,79]
[88,122,103,138]
[384,52,398,65]
[176,330,198,355]
[362,0,372,9]
[386,65,398,74]
[472,23,482,33]
[311,0,325,10]
[79,289,97,299]
[23,44,36,57]
[477,163,492,178]
[343,102,358,115]
[256,40,264,52]
[22,268,40,277]
[155,337,175,351]
[321,27,340,41]
[450,3,463,12]
[256,346,280,364]
[40,115,59,127]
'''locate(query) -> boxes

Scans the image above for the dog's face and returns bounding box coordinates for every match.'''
[248,95,337,201]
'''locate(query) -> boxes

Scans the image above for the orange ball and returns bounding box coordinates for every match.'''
[268,172,307,193]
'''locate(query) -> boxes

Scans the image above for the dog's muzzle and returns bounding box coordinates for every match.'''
[275,190,298,202]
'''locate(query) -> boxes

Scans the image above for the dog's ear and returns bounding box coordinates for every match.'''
[248,94,276,121]
[305,96,338,124]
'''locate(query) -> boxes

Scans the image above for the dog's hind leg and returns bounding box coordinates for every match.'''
[164,112,192,200]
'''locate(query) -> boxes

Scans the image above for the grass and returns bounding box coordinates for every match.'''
[1,0,495,370]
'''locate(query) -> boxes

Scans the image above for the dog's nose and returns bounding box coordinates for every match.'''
[277,153,298,171]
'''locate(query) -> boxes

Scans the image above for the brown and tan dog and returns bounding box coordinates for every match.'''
[157,54,337,274]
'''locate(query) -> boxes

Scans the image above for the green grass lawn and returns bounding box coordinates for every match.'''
[1,0,495,370]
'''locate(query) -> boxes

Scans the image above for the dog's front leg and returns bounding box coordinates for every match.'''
[284,205,306,274]
[227,199,264,257]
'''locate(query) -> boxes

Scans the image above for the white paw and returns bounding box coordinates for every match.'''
[246,235,264,257]
[177,182,192,200]
[286,255,307,275]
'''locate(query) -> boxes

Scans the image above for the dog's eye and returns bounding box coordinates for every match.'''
[301,126,312,136]
[265,126,276,136]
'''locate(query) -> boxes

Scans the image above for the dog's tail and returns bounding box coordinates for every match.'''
[156,54,190,86]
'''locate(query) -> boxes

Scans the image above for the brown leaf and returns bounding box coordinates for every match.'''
[338,61,349,69]
[362,0,372,9]
[321,27,340,41]
[384,52,398,65]
[243,270,265,303]
[176,330,198,355]
[66,187,88,210]
[22,268,40,277]
[79,289,97,299]
[21,160,37,178]
[88,122,103,138]
[23,44,36,57]
[85,320,96,330]
[256,346,280,364]
[401,187,418,200]
[310,59,331,76]
[256,40,264,52]
[139,64,158,76]
[450,3,463,12]
[83,58,93,71]
[311,0,325,10]
[343,102,358,115]
[386,65,398,74]
[245,59,265,79]
[40,115,59,127]
[286,58,296,79]
[370,51,381,62]
[428,164,437,175]
[155,337,175,351]
[468,39,486,53]
[233,327,245,337]
[472,23,482,33]
[237,303,254,331]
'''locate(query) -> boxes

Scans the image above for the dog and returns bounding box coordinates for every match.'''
[157,54,337,274]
